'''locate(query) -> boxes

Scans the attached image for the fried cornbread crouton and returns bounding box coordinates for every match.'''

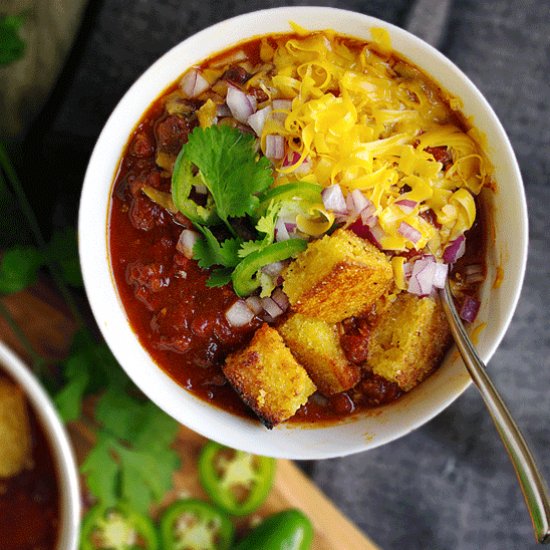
[282,229,393,323]
[0,377,32,478]
[223,324,316,428]
[278,314,361,395]
[367,293,452,392]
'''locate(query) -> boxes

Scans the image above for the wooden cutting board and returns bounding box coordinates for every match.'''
[0,285,379,550]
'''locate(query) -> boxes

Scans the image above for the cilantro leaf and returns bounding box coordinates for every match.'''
[237,200,279,259]
[0,14,26,66]
[0,245,43,294]
[205,268,233,287]
[80,433,119,509]
[53,353,91,421]
[183,126,273,228]
[193,225,242,269]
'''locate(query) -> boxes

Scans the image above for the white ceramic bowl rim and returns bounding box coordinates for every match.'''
[0,341,81,550]
[79,7,528,459]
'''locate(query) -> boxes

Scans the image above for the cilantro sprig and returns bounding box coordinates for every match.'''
[170,126,315,295]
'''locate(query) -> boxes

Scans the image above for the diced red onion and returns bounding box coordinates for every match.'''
[395,199,417,215]
[245,296,263,315]
[261,297,284,318]
[226,86,257,123]
[180,69,210,98]
[459,296,480,323]
[216,103,231,117]
[350,220,384,249]
[432,262,449,289]
[360,204,377,226]
[398,221,422,244]
[443,235,466,264]
[225,300,255,327]
[282,151,311,174]
[322,184,347,214]
[275,218,290,241]
[408,258,435,296]
[271,288,290,312]
[176,229,199,259]
[262,261,284,277]
[403,261,414,279]
[265,135,285,160]
[346,189,370,217]
[272,99,292,122]
[247,105,272,137]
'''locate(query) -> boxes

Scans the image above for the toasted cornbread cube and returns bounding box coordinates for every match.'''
[367,293,452,391]
[0,377,32,478]
[279,314,361,395]
[223,324,316,428]
[282,229,393,323]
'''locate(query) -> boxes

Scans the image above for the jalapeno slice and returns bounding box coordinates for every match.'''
[80,503,158,550]
[233,509,313,550]
[171,149,219,225]
[258,182,323,211]
[231,239,307,297]
[198,441,276,516]
[159,498,234,550]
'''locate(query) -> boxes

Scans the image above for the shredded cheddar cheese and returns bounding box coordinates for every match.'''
[247,28,491,257]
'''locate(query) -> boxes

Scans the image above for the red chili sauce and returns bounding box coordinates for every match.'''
[0,381,60,550]
[109,35,486,425]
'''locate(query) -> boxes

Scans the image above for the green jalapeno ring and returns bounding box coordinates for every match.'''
[171,148,219,226]
[80,503,158,550]
[159,498,234,550]
[198,441,276,517]
[231,239,307,297]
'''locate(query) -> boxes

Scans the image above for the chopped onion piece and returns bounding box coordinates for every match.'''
[459,296,480,323]
[360,204,377,226]
[463,264,484,284]
[408,259,435,296]
[395,199,417,214]
[176,229,199,259]
[245,296,263,315]
[271,288,290,312]
[262,261,284,277]
[226,86,257,123]
[193,184,208,194]
[322,184,347,214]
[345,189,369,217]
[261,297,284,318]
[180,69,210,98]
[432,262,448,289]
[275,218,290,241]
[247,105,272,137]
[225,300,255,327]
[272,99,292,122]
[265,135,285,159]
[443,235,466,263]
[398,221,422,244]
[216,103,231,117]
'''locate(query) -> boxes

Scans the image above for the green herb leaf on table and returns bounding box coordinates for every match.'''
[0,245,43,294]
[45,227,83,287]
[0,14,26,66]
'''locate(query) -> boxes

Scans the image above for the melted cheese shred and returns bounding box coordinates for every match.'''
[250,28,491,256]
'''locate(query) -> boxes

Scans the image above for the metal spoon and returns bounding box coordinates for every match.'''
[440,281,550,544]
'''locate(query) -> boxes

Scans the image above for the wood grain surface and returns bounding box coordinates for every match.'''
[0,285,379,549]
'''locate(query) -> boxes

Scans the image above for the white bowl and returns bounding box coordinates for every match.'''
[0,341,81,549]
[79,7,527,459]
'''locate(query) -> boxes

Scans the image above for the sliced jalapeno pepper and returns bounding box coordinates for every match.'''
[198,441,276,517]
[258,182,322,213]
[80,503,158,550]
[159,498,234,550]
[171,148,219,225]
[231,239,307,297]
[233,509,313,550]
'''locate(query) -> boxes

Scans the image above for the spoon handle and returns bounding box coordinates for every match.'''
[440,282,550,544]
